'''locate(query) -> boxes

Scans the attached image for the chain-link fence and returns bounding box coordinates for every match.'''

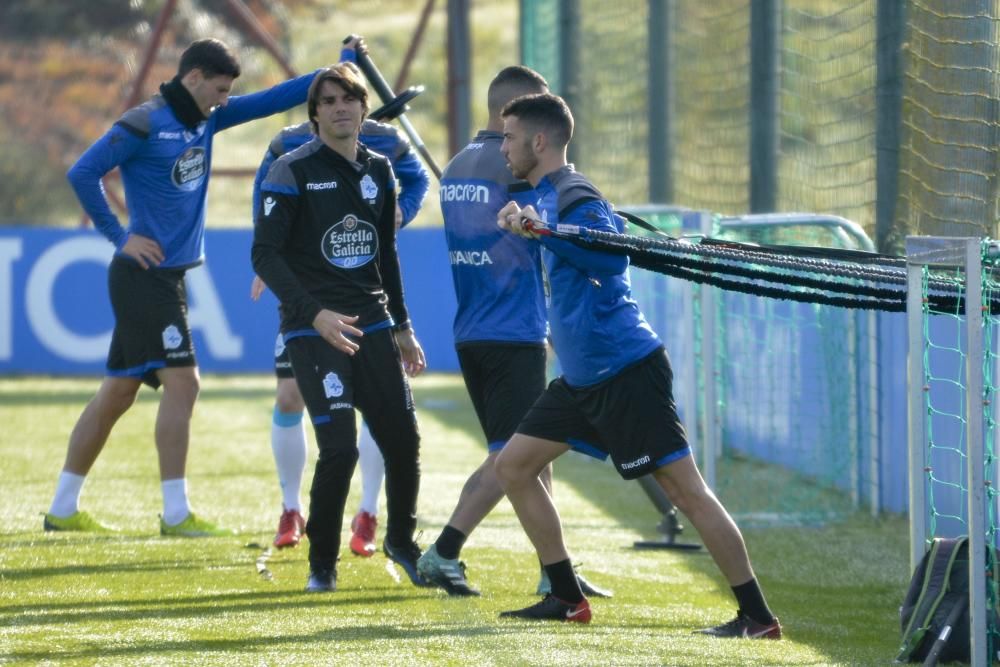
[521,0,1000,254]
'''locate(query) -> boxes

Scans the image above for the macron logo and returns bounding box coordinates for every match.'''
[307,181,338,191]
[620,455,651,470]
[440,184,489,203]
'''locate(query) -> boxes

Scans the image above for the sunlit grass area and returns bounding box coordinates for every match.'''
[1,373,908,665]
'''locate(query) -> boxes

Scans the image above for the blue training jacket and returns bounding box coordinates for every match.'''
[531,165,661,387]
[251,119,429,227]
[440,130,547,346]
[68,71,318,269]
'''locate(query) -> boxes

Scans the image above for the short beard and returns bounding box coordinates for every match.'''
[510,154,538,180]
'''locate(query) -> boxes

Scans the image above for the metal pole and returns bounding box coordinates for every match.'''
[698,211,718,488]
[394,0,436,91]
[964,238,987,667]
[558,0,581,166]
[354,47,443,179]
[446,0,471,158]
[905,239,928,573]
[875,0,906,253]
[749,0,780,213]
[848,310,861,509]
[868,310,881,516]
[647,0,674,203]
[220,0,297,78]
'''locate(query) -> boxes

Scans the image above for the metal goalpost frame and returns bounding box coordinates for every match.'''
[905,236,988,666]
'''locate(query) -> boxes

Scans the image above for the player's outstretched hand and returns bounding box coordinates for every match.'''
[313,309,363,355]
[121,233,164,269]
[394,328,426,377]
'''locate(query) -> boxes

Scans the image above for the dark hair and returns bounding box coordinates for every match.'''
[307,62,370,134]
[501,92,573,147]
[487,66,549,116]
[177,38,241,79]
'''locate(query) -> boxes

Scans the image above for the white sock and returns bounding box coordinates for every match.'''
[161,478,191,526]
[272,408,307,512]
[49,470,86,518]
[357,421,385,515]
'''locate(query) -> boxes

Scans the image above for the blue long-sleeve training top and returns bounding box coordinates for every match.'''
[68,70,317,269]
[440,130,547,346]
[531,165,661,387]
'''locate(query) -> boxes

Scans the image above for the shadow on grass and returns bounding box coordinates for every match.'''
[5,616,522,663]
[3,589,433,628]
[0,554,249,584]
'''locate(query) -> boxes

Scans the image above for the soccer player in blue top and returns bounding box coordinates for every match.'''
[494,93,781,639]
[250,39,430,554]
[45,38,319,538]
[415,66,608,600]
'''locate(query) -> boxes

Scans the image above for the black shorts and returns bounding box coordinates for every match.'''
[106,256,196,389]
[516,347,690,480]
[457,343,546,451]
[273,332,294,379]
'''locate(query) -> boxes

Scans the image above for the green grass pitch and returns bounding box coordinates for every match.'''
[0,374,909,665]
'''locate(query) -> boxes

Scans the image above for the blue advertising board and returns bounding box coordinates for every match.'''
[0,227,459,375]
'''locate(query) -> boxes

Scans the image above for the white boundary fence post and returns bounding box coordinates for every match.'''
[698,211,718,489]
[905,236,988,666]
[964,238,987,667]
[905,237,930,572]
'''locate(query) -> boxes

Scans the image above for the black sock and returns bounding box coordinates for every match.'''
[732,578,776,625]
[434,525,467,560]
[545,559,584,603]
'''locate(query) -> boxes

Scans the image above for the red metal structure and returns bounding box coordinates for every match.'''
[83,0,437,224]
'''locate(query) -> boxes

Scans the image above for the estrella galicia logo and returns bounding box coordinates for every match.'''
[321,214,378,269]
[172,146,207,191]
[273,333,285,358]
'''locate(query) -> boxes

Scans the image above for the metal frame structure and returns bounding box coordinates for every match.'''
[905,235,988,667]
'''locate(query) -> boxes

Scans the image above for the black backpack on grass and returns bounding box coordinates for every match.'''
[896,536,999,664]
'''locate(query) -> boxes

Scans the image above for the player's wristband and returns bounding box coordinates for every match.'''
[391,320,412,333]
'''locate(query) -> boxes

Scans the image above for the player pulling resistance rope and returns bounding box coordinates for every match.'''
[493,92,781,638]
